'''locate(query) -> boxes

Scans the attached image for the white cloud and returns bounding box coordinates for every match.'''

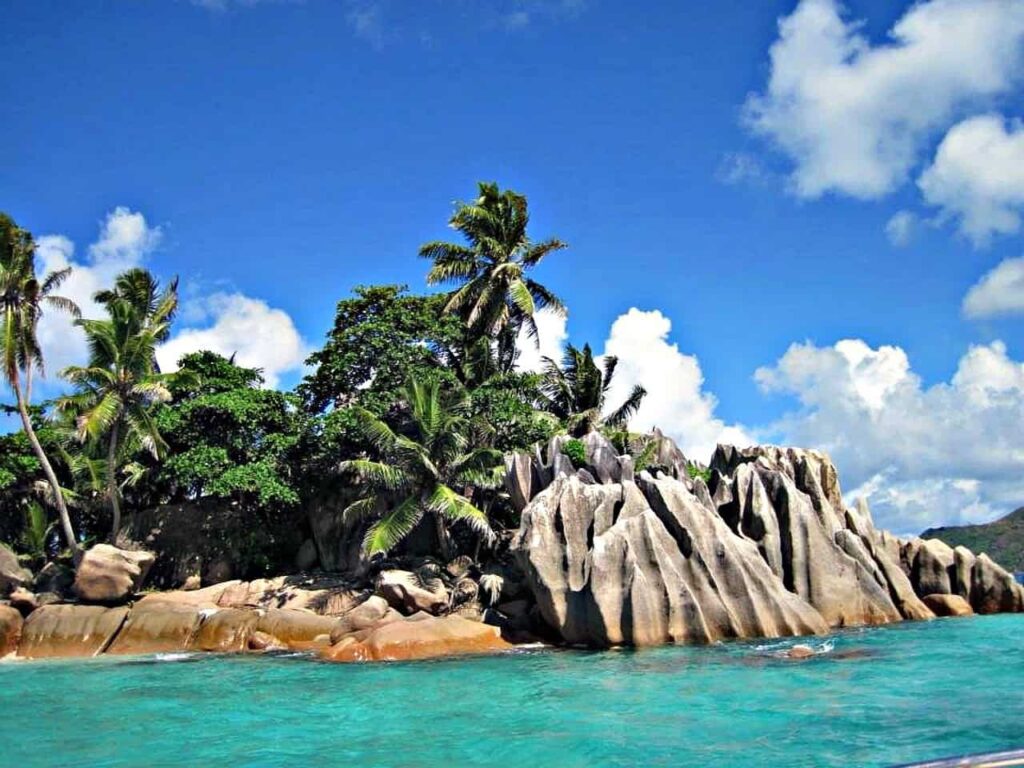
[716,152,770,186]
[745,0,1024,200]
[514,309,568,373]
[29,207,308,393]
[756,338,1024,534]
[885,210,918,247]
[919,114,1024,244]
[157,293,309,388]
[34,207,163,378]
[963,256,1024,317]
[601,309,753,462]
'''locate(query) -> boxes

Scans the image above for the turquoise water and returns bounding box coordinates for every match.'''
[2,615,1023,767]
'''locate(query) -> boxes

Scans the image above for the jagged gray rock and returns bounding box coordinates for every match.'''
[512,435,1022,649]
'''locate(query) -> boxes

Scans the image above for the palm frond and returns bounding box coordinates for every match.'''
[363,496,423,555]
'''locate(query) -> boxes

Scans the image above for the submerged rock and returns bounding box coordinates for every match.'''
[73,545,155,604]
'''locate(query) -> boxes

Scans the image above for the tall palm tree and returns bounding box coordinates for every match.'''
[540,343,647,437]
[0,213,82,557]
[58,270,177,542]
[420,182,567,364]
[340,376,502,558]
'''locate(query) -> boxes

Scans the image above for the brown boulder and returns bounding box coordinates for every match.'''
[189,608,258,653]
[0,605,23,656]
[969,554,1024,614]
[255,609,340,648]
[216,576,361,616]
[106,602,201,656]
[377,570,449,615]
[0,543,32,596]
[321,614,510,662]
[19,604,129,658]
[8,587,39,616]
[922,594,974,617]
[73,544,155,604]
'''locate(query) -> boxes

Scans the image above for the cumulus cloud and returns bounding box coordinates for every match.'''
[755,338,1024,534]
[34,207,163,378]
[29,206,308,392]
[745,0,1024,200]
[514,309,569,373]
[963,256,1024,317]
[157,293,309,388]
[918,114,1024,244]
[515,307,751,461]
[885,210,918,247]
[601,309,753,462]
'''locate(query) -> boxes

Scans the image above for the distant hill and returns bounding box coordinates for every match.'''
[922,507,1024,573]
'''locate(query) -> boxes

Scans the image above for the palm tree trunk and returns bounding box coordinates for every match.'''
[433,512,451,561]
[12,367,81,561]
[107,419,122,545]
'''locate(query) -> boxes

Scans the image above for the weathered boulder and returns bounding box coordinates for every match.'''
[329,595,395,643]
[505,453,537,514]
[190,608,258,653]
[515,475,828,647]
[255,609,339,648]
[19,604,129,658]
[0,543,32,596]
[377,570,449,615]
[512,436,1024,649]
[970,554,1024,614]
[0,604,23,656]
[922,594,974,617]
[215,575,362,616]
[107,602,201,656]
[73,544,155,604]
[321,614,510,662]
[911,539,956,597]
[305,490,371,577]
[8,587,39,616]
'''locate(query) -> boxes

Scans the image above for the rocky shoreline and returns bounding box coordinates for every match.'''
[2,435,1022,664]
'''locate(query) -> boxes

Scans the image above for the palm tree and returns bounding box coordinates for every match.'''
[340,376,503,558]
[0,213,82,558]
[540,343,647,437]
[58,270,177,542]
[420,182,567,364]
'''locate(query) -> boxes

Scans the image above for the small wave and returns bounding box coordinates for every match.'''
[153,653,198,662]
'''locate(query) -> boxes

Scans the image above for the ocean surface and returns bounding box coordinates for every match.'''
[2,614,1023,767]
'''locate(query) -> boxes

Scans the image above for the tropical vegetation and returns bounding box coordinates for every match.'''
[0,182,658,574]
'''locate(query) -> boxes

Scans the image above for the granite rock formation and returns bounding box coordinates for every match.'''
[511,435,1024,648]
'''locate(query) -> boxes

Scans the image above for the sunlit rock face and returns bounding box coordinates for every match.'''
[512,434,1024,648]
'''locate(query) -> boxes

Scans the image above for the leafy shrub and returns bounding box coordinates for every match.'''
[563,438,587,467]
[686,463,712,483]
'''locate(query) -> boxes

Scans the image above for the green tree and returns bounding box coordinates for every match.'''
[0,213,82,557]
[299,284,461,415]
[58,270,178,542]
[540,343,647,437]
[340,376,502,558]
[420,182,567,366]
[154,351,302,508]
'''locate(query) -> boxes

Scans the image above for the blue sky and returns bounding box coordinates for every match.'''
[2,0,1023,534]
